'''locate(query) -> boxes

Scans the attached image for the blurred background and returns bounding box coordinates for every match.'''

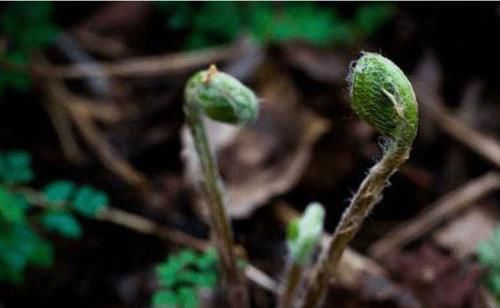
[1,2,500,308]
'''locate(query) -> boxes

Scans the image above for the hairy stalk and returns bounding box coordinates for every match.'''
[184,65,258,308]
[300,52,418,308]
[279,262,303,308]
[300,144,408,307]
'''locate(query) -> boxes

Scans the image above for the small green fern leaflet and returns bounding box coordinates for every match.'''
[0,151,34,184]
[0,150,109,284]
[0,2,60,93]
[477,226,500,300]
[152,249,219,308]
[156,2,395,49]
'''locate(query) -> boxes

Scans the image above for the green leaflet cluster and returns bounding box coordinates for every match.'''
[156,2,395,49]
[0,150,109,284]
[0,2,60,93]
[477,226,500,300]
[152,249,219,308]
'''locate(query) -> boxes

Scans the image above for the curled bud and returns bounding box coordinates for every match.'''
[349,52,418,145]
[185,65,259,124]
[299,54,419,308]
[183,65,255,304]
[287,203,325,265]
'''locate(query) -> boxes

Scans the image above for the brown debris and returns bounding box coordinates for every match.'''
[369,172,500,260]
[433,203,499,258]
[282,42,352,84]
[385,244,483,308]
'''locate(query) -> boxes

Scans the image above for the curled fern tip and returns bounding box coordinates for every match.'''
[349,52,418,146]
[185,65,259,124]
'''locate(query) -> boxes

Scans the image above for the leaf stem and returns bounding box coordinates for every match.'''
[184,100,249,308]
[299,143,409,308]
[278,262,304,308]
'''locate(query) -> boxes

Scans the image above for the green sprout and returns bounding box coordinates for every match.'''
[279,202,325,308]
[300,52,419,308]
[184,65,259,308]
[286,203,325,265]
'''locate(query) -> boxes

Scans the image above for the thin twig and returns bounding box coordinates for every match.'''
[416,84,500,168]
[278,262,303,308]
[100,207,278,293]
[98,207,209,251]
[42,98,86,163]
[35,44,237,79]
[369,172,500,260]
[44,78,150,191]
[68,105,150,191]
[244,264,279,294]
[16,186,278,293]
[54,33,111,98]
[73,29,133,58]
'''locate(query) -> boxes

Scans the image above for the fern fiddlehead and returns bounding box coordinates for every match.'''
[184,64,258,308]
[300,52,418,308]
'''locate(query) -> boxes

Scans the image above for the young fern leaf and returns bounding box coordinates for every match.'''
[287,203,325,265]
[153,249,219,308]
[279,203,325,308]
[0,151,111,284]
[0,151,34,184]
[184,65,258,308]
[300,52,419,308]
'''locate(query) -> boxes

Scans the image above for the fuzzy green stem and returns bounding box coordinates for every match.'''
[299,142,409,308]
[299,52,417,308]
[279,262,305,308]
[184,100,249,308]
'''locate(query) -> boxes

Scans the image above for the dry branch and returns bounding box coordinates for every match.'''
[369,172,500,259]
[42,98,85,163]
[415,83,500,169]
[98,207,278,293]
[36,43,238,79]
[19,186,278,293]
[43,78,150,190]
